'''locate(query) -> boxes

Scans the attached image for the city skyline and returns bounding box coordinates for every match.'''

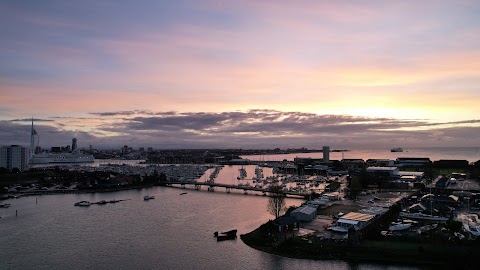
[1,1,480,148]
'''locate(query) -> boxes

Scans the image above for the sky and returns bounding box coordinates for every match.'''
[1,0,479,149]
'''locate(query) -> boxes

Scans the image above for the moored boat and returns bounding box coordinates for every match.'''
[388,222,412,231]
[214,229,237,241]
[400,212,448,222]
[74,201,91,207]
[327,225,349,233]
[390,147,403,152]
[217,234,236,241]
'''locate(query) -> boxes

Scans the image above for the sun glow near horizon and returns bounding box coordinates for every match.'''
[1,1,480,147]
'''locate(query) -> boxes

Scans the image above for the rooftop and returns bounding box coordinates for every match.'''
[340,212,376,222]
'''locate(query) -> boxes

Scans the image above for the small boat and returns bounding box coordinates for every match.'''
[217,234,236,241]
[417,223,438,234]
[221,229,237,236]
[97,200,107,205]
[180,192,188,195]
[144,195,155,200]
[390,147,403,152]
[214,229,237,241]
[327,226,349,233]
[464,223,480,237]
[400,212,448,222]
[389,222,412,231]
[74,201,91,207]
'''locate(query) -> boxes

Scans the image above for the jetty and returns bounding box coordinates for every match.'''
[159,181,308,198]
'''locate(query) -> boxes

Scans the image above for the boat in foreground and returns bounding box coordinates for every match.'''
[214,229,237,241]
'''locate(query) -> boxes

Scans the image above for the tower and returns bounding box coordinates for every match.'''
[323,146,330,163]
[30,118,35,157]
[72,138,77,151]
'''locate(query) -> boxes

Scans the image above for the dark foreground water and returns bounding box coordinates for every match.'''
[1,187,421,270]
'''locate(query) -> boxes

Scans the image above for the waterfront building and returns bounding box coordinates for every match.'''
[395,157,431,167]
[433,159,469,169]
[0,145,28,172]
[273,216,299,233]
[341,159,365,172]
[366,166,399,176]
[336,212,375,230]
[366,159,394,167]
[290,205,317,221]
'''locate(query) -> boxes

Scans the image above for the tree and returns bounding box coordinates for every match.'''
[268,185,285,219]
[349,177,363,199]
[0,167,9,174]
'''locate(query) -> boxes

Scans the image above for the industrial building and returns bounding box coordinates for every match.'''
[335,212,376,230]
[290,205,317,221]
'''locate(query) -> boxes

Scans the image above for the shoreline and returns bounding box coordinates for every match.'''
[240,227,479,268]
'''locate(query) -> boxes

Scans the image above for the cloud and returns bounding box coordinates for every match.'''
[1,109,479,149]
[10,118,54,122]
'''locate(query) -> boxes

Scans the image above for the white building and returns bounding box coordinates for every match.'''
[290,205,317,221]
[0,145,28,172]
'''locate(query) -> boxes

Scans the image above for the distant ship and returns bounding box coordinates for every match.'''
[30,151,94,164]
[390,147,403,152]
[29,118,94,164]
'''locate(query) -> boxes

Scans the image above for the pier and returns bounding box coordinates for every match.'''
[159,181,309,198]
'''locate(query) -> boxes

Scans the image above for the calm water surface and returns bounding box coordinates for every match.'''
[0,187,422,270]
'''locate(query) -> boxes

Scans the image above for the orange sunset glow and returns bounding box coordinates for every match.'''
[1,0,479,148]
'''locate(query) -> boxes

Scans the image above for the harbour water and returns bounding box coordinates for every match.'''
[0,187,423,270]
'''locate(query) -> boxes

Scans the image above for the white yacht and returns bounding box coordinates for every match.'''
[388,222,412,231]
[400,212,448,222]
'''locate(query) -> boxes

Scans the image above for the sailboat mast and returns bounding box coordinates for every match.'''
[30,117,35,156]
